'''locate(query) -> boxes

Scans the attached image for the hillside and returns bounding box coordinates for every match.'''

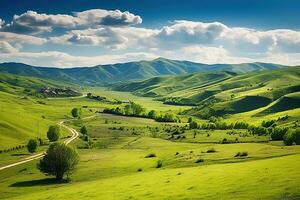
[0,58,285,85]
[114,67,300,118]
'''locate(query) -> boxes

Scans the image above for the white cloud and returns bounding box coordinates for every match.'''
[0,9,142,34]
[74,9,142,26]
[0,41,20,53]
[0,19,4,28]
[0,32,47,45]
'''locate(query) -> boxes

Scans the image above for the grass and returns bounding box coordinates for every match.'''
[0,70,300,200]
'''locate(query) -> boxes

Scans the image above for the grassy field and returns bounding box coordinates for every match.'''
[0,71,300,200]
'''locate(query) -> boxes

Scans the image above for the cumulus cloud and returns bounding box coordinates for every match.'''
[0,9,142,34]
[0,11,300,66]
[0,41,20,53]
[0,18,4,28]
[0,32,47,45]
[74,9,142,27]
[156,21,226,47]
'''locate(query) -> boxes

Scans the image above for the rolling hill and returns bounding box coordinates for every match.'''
[0,58,285,85]
[113,66,300,118]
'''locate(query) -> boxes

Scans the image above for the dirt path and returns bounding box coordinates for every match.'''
[0,115,95,171]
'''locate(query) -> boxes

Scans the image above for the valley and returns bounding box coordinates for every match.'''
[0,61,299,200]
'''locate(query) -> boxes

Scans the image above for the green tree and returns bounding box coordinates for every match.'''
[294,128,300,145]
[71,108,80,118]
[283,130,296,146]
[189,121,198,129]
[47,125,61,142]
[38,142,79,180]
[80,126,88,135]
[27,138,39,153]
[148,110,158,119]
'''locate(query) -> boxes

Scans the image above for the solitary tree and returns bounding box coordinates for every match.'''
[80,126,87,135]
[71,108,80,118]
[27,138,39,153]
[47,125,61,142]
[38,142,79,180]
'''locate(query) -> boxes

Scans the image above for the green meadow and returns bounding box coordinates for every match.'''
[0,65,299,199]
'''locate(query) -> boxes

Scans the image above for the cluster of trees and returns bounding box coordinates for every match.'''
[0,145,26,154]
[188,118,250,131]
[103,102,179,123]
[26,125,61,153]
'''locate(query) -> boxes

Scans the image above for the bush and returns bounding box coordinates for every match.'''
[137,168,143,172]
[27,138,39,153]
[80,126,88,135]
[283,130,296,146]
[156,160,163,168]
[47,125,61,142]
[145,153,156,158]
[71,108,80,118]
[235,151,248,157]
[206,148,216,153]
[195,158,204,163]
[295,128,300,145]
[271,127,288,141]
[189,121,198,129]
[262,120,276,128]
[38,142,79,180]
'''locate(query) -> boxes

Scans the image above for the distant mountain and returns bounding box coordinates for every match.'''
[0,58,286,85]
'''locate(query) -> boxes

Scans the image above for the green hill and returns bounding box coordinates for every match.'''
[114,67,300,118]
[0,58,285,85]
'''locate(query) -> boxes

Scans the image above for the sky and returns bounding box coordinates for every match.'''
[0,0,300,67]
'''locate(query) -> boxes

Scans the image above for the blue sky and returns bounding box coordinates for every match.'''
[0,0,299,67]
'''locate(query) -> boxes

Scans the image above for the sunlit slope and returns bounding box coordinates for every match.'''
[114,67,300,117]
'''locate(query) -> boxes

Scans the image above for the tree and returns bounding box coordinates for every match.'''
[27,138,39,153]
[295,128,300,145]
[189,121,198,129]
[148,110,158,119]
[38,143,79,180]
[80,126,87,135]
[71,108,80,118]
[47,125,60,142]
[270,127,288,141]
[283,130,296,146]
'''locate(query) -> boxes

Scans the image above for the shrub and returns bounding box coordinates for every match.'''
[235,151,248,157]
[206,148,216,153]
[262,120,276,128]
[71,108,80,118]
[283,130,296,146]
[189,121,198,130]
[156,160,163,168]
[271,127,288,141]
[38,143,79,180]
[47,125,61,142]
[80,126,88,135]
[195,158,204,163]
[27,138,39,153]
[137,168,143,172]
[145,153,156,158]
[295,128,300,145]
[148,110,158,119]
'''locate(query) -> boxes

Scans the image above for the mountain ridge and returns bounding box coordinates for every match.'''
[0,58,287,85]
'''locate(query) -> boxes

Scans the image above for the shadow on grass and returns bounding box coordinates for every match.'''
[10,178,67,187]
[11,153,30,156]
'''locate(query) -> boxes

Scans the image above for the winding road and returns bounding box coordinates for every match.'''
[0,115,95,171]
